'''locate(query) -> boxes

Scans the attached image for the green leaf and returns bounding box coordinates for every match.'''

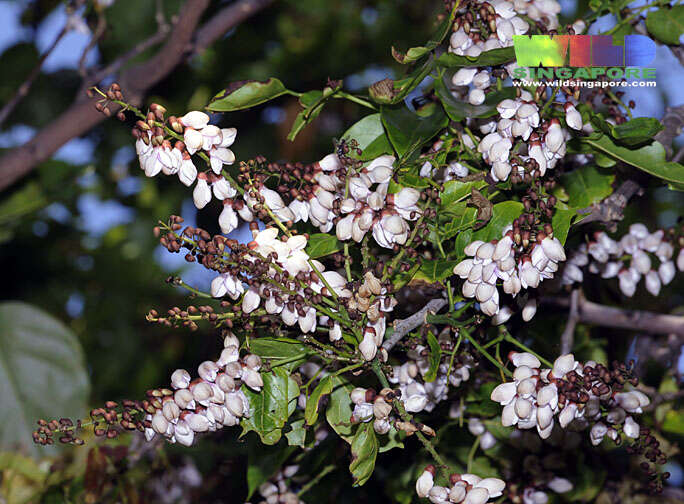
[0,182,47,226]
[551,208,576,245]
[580,134,684,184]
[424,332,442,382]
[326,376,355,443]
[415,259,459,284]
[305,376,334,426]
[207,78,289,112]
[591,116,663,146]
[285,419,307,447]
[306,233,342,258]
[392,7,455,64]
[471,201,524,242]
[0,302,90,457]
[241,368,300,445]
[247,442,297,498]
[435,75,517,122]
[381,105,448,159]
[559,164,615,209]
[662,410,684,436]
[436,47,515,68]
[341,114,393,161]
[646,6,684,45]
[369,58,434,105]
[440,203,478,241]
[378,426,405,453]
[248,337,311,372]
[349,422,379,486]
[440,180,487,210]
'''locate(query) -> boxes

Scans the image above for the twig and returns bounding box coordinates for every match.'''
[654,104,684,159]
[382,298,448,351]
[0,26,69,128]
[78,12,107,77]
[542,295,684,336]
[560,288,580,354]
[0,0,275,192]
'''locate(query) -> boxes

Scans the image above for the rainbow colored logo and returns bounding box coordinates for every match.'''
[512,35,656,67]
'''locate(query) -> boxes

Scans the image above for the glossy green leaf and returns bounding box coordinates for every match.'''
[0,302,90,457]
[551,208,576,245]
[306,233,342,258]
[424,332,442,382]
[305,376,333,426]
[248,337,311,372]
[591,115,663,146]
[349,421,379,487]
[440,180,487,210]
[581,134,684,184]
[241,368,300,445]
[326,376,355,443]
[381,105,448,159]
[207,78,289,112]
[560,164,615,209]
[471,201,524,242]
[341,113,393,160]
[646,6,684,45]
[436,47,515,68]
[435,75,517,122]
[440,203,478,241]
[391,7,455,64]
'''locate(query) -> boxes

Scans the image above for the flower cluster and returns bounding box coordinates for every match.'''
[350,387,395,435]
[448,0,562,59]
[211,227,347,334]
[453,226,565,317]
[134,109,237,194]
[415,465,505,504]
[490,352,649,443]
[143,332,258,446]
[562,223,683,297]
[389,339,472,413]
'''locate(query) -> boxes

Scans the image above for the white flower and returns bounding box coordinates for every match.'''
[469,89,486,106]
[180,111,210,129]
[193,176,212,209]
[219,204,238,234]
[359,329,378,361]
[209,147,236,174]
[452,68,478,86]
[564,103,583,130]
[416,468,435,498]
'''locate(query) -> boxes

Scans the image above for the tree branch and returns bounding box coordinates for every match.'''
[560,288,580,354]
[0,27,69,128]
[383,298,448,351]
[0,0,275,192]
[576,180,642,228]
[542,295,684,336]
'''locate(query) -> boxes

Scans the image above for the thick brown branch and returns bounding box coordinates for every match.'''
[0,0,274,192]
[383,298,448,351]
[542,295,684,336]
